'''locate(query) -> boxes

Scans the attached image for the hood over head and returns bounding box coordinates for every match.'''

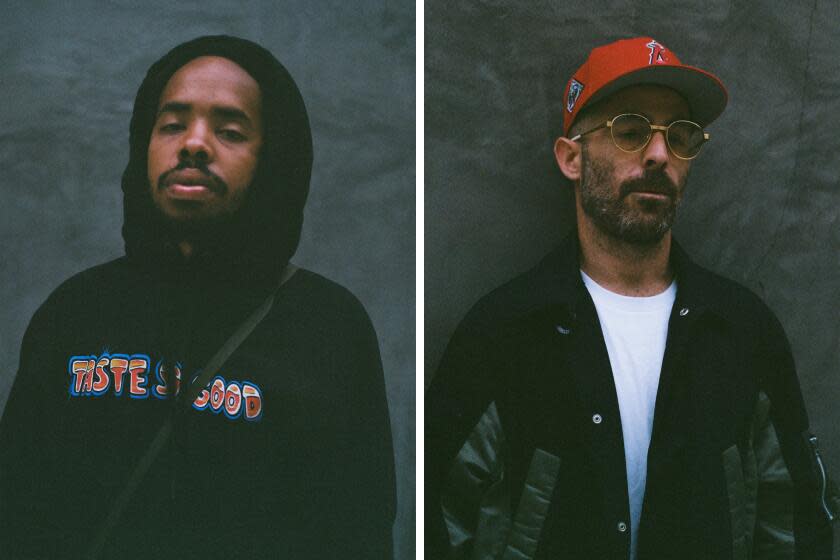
[121,35,312,285]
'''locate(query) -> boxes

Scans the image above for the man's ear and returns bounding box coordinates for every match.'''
[553,136,582,182]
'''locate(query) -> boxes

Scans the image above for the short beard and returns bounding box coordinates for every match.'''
[152,157,245,242]
[158,207,242,242]
[579,145,684,245]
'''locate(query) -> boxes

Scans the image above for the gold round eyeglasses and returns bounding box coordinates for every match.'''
[569,113,710,160]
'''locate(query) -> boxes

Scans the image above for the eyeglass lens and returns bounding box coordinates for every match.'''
[611,114,705,158]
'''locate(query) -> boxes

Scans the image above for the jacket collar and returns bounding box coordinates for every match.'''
[524,229,734,325]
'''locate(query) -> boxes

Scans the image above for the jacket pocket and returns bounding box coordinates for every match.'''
[722,444,750,560]
[501,449,561,560]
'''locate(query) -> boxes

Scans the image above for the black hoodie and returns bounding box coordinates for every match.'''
[0,36,395,559]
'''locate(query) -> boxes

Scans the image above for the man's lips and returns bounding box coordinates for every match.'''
[620,180,676,207]
[160,169,220,200]
[163,169,213,188]
[620,177,677,201]
[628,189,671,198]
[166,184,212,200]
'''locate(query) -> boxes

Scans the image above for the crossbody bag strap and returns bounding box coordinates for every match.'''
[183,263,298,406]
[85,264,298,560]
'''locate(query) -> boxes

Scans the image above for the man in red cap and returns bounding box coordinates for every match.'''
[426,37,836,559]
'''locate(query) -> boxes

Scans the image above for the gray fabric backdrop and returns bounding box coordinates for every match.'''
[0,1,414,557]
[426,0,838,550]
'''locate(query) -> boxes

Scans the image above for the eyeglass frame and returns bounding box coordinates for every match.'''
[568,113,711,161]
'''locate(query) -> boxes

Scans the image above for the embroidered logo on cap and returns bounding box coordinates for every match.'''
[646,40,668,65]
[567,79,584,113]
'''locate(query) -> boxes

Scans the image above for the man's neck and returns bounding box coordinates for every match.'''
[577,219,674,297]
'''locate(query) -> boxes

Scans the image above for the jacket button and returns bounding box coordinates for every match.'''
[617,521,627,533]
[592,414,602,424]
[556,325,571,335]
[679,307,689,316]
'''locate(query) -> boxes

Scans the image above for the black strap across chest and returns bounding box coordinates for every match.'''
[85,264,298,559]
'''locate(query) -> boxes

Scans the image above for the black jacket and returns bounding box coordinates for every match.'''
[0,36,395,559]
[426,232,835,559]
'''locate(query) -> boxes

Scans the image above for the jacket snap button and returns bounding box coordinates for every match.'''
[592,414,602,424]
[617,521,627,532]
[679,307,689,316]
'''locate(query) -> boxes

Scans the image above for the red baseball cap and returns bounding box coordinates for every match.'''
[563,37,728,136]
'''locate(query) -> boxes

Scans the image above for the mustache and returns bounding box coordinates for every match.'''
[157,159,228,195]
[619,170,678,199]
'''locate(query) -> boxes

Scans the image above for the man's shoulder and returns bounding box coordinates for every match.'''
[280,266,375,324]
[681,257,783,333]
[36,257,130,313]
[18,257,130,354]
[270,267,383,361]
[454,248,572,340]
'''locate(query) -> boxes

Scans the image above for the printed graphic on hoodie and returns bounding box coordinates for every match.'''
[67,353,262,422]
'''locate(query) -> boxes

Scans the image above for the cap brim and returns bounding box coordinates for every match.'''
[585,65,728,127]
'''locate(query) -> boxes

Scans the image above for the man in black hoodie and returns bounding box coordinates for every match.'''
[0,35,395,559]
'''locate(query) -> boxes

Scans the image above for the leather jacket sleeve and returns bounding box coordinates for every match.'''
[426,308,503,559]
[751,310,837,559]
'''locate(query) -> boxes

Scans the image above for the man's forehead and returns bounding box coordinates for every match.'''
[158,56,262,113]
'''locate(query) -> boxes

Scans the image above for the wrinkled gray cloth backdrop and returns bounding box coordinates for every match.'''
[426,0,839,549]
[0,1,414,557]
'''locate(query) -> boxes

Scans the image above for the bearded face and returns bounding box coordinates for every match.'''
[147,56,263,238]
[578,142,686,245]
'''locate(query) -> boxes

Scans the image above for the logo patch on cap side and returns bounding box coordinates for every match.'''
[646,40,668,65]
[567,79,584,113]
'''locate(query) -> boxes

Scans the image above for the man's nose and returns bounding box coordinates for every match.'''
[179,122,213,163]
[642,129,669,169]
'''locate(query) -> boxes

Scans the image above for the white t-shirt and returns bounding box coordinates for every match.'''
[581,270,676,560]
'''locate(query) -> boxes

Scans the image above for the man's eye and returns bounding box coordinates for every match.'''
[159,122,184,133]
[218,129,246,142]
